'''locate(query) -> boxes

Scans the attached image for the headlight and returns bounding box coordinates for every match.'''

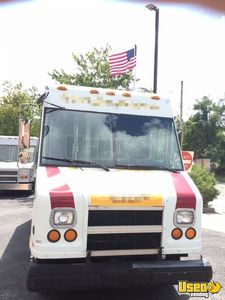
[174,209,195,226]
[50,208,76,227]
[18,168,34,182]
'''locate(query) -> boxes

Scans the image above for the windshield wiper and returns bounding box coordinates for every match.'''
[42,156,110,172]
[149,165,179,173]
[115,164,179,173]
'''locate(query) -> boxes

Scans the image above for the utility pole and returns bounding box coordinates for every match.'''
[146,4,159,94]
[180,80,184,148]
[180,80,183,119]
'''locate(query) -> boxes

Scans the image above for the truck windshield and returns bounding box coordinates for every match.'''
[0,145,36,162]
[41,108,183,171]
[0,145,18,162]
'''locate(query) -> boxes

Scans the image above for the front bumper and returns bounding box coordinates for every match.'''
[0,183,33,191]
[27,258,212,292]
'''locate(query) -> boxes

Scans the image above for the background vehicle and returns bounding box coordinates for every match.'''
[27,85,212,291]
[0,135,38,191]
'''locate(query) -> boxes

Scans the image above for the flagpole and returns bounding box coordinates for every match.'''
[132,44,137,91]
[132,67,136,91]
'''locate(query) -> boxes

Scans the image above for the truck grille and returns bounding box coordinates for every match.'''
[0,170,17,183]
[87,233,161,251]
[88,210,162,226]
[87,209,163,256]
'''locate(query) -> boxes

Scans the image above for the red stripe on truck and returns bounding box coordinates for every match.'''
[49,184,75,209]
[171,173,196,209]
[46,166,60,178]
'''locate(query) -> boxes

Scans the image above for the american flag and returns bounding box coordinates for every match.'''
[108,46,137,77]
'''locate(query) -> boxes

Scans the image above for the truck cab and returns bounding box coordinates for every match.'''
[27,85,212,291]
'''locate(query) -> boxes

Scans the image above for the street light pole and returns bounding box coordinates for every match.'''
[146,4,159,94]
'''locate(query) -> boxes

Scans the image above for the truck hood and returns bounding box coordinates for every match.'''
[0,161,34,169]
[0,161,18,170]
[36,166,197,209]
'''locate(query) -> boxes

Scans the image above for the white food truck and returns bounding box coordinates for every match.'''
[27,85,212,291]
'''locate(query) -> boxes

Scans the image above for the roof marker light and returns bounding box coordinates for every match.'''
[57,86,67,91]
[106,91,116,96]
[122,92,131,97]
[151,95,160,100]
[90,89,99,94]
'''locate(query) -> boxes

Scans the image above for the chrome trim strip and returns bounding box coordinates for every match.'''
[0,175,17,177]
[89,249,159,257]
[0,180,17,183]
[88,225,163,234]
[89,206,163,211]
[0,183,32,190]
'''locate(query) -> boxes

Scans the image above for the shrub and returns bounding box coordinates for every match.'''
[190,165,219,207]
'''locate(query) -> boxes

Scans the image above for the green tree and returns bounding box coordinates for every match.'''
[182,96,225,169]
[190,165,219,206]
[0,81,41,137]
[49,45,135,90]
[174,114,184,144]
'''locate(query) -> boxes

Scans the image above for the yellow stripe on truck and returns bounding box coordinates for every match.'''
[90,195,163,207]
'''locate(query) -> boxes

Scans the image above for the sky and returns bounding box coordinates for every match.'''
[0,0,225,119]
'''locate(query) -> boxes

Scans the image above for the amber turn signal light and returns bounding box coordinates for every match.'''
[64,229,77,242]
[171,228,183,240]
[47,229,61,243]
[185,227,196,239]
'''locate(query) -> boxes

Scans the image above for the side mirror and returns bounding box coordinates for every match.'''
[37,92,49,105]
